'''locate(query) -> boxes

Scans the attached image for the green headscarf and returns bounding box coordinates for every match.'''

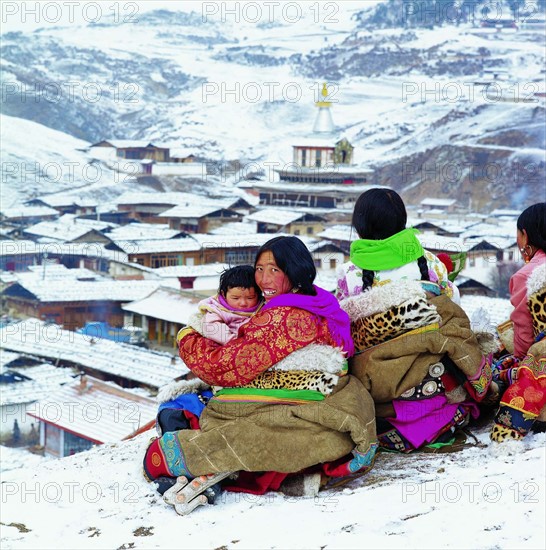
[350,228,424,271]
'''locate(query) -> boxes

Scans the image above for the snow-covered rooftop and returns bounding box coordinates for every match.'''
[0,319,186,388]
[35,196,98,208]
[104,223,183,241]
[250,181,377,194]
[0,240,127,263]
[209,221,258,235]
[115,238,200,255]
[0,350,21,369]
[0,206,59,219]
[417,234,468,253]
[420,198,458,207]
[7,269,158,302]
[465,236,517,251]
[1,363,77,406]
[91,140,163,149]
[245,209,307,226]
[190,233,281,248]
[460,295,513,329]
[27,376,157,443]
[316,225,353,243]
[115,191,188,206]
[122,288,201,324]
[158,204,234,219]
[153,264,229,278]
[23,214,116,242]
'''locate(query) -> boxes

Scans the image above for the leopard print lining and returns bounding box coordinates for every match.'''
[528,287,546,338]
[351,296,441,350]
[244,370,339,395]
[490,423,523,442]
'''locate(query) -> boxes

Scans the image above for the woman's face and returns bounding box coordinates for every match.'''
[255,251,293,301]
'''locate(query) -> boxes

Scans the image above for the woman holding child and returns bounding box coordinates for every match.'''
[143,236,377,514]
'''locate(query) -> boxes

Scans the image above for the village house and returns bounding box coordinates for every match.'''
[25,197,98,217]
[117,192,246,224]
[1,265,158,331]
[307,240,347,272]
[152,263,228,290]
[103,222,187,243]
[87,140,203,177]
[122,287,203,348]
[0,240,125,274]
[419,198,458,216]
[244,208,325,235]
[0,205,59,229]
[190,234,281,266]
[316,225,353,255]
[116,237,202,268]
[22,214,116,244]
[27,375,157,458]
[157,204,242,233]
[118,233,275,268]
[1,355,76,439]
[0,318,185,390]
[455,276,497,297]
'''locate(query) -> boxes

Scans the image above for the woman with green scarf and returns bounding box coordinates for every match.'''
[335,189,456,301]
[336,189,493,453]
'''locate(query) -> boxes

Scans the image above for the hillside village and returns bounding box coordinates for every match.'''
[0,87,522,460]
[1,4,545,549]
[2,0,544,466]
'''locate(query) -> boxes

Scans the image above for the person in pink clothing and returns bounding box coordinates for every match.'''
[509,203,546,358]
[198,265,263,344]
[491,202,546,442]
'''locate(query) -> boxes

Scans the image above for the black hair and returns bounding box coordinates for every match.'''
[352,188,407,240]
[219,265,262,299]
[254,236,317,295]
[352,188,429,291]
[517,203,546,252]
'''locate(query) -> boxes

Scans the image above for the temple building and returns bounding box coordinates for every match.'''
[249,84,376,210]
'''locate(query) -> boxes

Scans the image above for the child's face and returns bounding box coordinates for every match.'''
[224,287,259,309]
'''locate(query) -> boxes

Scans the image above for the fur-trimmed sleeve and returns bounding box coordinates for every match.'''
[178,307,334,386]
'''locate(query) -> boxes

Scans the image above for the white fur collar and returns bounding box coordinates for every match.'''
[527,262,546,298]
[271,344,346,374]
[339,279,428,321]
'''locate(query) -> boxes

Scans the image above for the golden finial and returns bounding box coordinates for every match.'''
[316,82,332,107]
[321,83,328,99]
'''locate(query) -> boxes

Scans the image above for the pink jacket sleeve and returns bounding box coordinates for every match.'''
[509,269,534,358]
[201,311,239,345]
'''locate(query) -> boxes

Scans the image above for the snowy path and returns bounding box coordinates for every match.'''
[1,424,544,550]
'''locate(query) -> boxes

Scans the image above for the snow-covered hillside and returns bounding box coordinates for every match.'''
[2,1,544,210]
[1,425,544,549]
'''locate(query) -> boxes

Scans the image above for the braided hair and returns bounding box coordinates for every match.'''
[352,189,430,291]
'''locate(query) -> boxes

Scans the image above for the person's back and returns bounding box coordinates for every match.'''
[491,202,546,442]
[337,188,492,453]
[336,188,457,302]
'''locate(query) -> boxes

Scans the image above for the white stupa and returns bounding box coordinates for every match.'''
[312,83,336,134]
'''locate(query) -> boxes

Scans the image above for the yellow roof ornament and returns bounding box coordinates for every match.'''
[316,82,332,107]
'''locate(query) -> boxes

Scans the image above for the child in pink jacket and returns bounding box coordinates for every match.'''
[198,265,263,344]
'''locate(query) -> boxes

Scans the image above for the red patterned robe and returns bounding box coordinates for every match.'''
[178,307,338,386]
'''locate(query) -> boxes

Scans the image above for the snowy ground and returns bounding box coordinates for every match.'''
[1,420,544,550]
